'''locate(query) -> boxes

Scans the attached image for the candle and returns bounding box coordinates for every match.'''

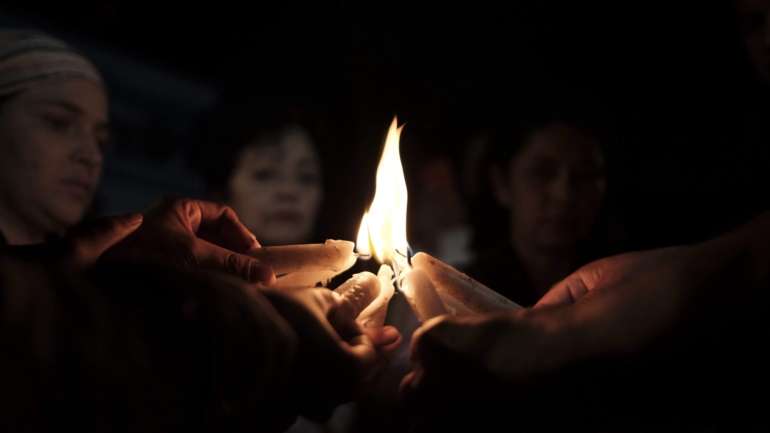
[400,268,448,321]
[250,239,357,289]
[333,271,382,321]
[411,252,521,314]
[356,265,396,328]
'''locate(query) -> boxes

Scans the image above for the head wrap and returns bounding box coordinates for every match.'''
[0,30,103,98]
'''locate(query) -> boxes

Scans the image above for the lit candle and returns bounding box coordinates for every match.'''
[355,265,395,328]
[400,268,447,321]
[354,118,449,322]
[356,117,519,320]
[411,252,521,314]
[334,271,382,321]
[250,239,357,289]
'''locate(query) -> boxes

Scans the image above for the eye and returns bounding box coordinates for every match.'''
[251,168,277,182]
[298,171,321,185]
[42,113,74,132]
[527,161,559,181]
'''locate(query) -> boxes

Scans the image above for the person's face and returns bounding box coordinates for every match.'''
[0,79,108,237]
[494,123,606,252]
[228,127,323,245]
[737,0,770,84]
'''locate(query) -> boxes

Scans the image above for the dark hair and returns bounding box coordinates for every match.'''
[486,102,608,172]
[468,95,614,254]
[190,96,328,195]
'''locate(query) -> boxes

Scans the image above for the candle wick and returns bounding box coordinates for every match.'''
[390,259,404,293]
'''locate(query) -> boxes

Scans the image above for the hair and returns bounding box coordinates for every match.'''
[468,93,614,254]
[486,101,608,173]
[190,95,329,196]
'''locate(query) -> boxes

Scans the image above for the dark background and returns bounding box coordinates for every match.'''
[2,0,767,251]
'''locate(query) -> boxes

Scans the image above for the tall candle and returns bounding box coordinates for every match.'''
[334,271,381,321]
[354,265,396,328]
[411,252,521,314]
[250,239,356,289]
[401,268,448,321]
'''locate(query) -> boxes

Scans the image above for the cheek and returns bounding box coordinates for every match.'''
[510,176,545,216]
[230,174,272,201]
[575,183,606,218]
[298,187,323,215]
[228,178,270,217]
[0,129,61,187]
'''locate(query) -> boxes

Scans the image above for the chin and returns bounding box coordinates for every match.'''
[538,234,580,251]
[50,204,89,231]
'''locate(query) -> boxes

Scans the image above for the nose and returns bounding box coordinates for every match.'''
[72,131,103,175]
[273,177,302,203]
[547,170,572,205]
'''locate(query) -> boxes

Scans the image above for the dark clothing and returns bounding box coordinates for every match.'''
[0,255,298,433]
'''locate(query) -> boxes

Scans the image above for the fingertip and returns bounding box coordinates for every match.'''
[259,264,276,285]
[378,326,401,345]
[382,334,402,353]
[126,213,144,227]
[250,261,275,285]
[399,369,421,395]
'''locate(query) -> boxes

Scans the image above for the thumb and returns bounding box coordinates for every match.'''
[195,239,276,285]
[534,275,590,309]
[67,213,144,269]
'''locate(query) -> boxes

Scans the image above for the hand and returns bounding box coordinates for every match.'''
[403,245,712,403]
[64,213,144,269]
[102,199,274,285]
[2,213,143,270]
[403,214,770,429]
[263,287,401,420]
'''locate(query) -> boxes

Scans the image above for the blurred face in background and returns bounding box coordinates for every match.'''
[228,126,323,245]
[0,78,108,244]
[494,123,606,253]
[737,0,770,84]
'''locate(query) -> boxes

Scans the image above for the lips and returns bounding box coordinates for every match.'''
[266,210,303,224]
[60,178,95,199]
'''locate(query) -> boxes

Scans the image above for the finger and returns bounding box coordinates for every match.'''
[400,369,419,393]
[410,316,479,369]
[362,325,402,353]
[534,275,590,309]
[344,333,381,381]
[193,201,260,252]
[195,239,275,284]
[68,213,143,268]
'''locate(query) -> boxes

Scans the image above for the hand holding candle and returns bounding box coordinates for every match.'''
[250,239,357,289]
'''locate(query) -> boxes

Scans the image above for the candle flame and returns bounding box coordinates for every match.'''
[356,117,409,266]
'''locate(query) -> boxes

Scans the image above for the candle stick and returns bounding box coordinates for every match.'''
[401,268,448,321]
[334,271,382,321]
[411,252,521,314]
[357,265,396,328]
[250,239,357,289]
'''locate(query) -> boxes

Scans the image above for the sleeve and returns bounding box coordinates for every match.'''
[0,257,300,433]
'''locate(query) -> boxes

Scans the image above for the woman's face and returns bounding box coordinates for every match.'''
[0,78,108,241]
[495,123,606,252]
[737,0,770,84]
[228,127,323,245]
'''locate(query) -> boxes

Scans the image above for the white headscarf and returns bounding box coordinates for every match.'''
[0,30,103,97]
